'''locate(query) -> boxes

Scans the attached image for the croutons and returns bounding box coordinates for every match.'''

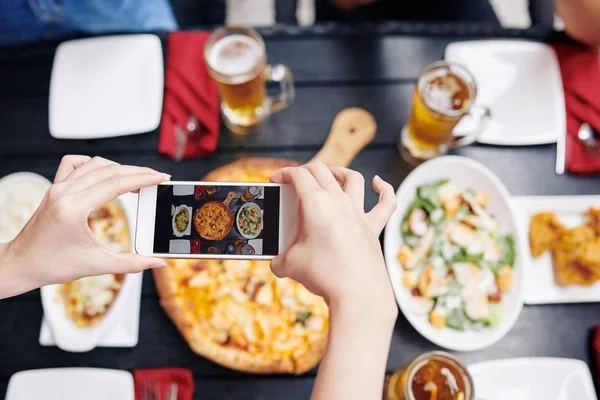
[497,265,513,292]
[397,246,413,269]
[437,183,462,218]
[402,273,417,289]
[429,310,446,329]
[418,265,448,298]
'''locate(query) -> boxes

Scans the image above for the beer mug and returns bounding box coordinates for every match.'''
[399,61,490,164]
[205,26,295,135]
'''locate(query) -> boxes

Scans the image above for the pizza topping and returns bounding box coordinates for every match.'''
[255,284,274,304]
[192,262,208,272]
[188,270,211,288]
[214,330,230,344]
[243,276,265,301]
[295,310,312,327]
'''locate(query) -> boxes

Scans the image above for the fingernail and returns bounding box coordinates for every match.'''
[374,174,382,181]
[151,262,167,269]
[160,173,171,181]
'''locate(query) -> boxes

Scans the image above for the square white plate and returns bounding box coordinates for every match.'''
[173,185,195,196]
[445,40,565,146]
[49,34,164,139]
[169,239,191,254]
[512,195,600,304]
[39,193,142,348]
[468,358,597,400]
[5,368,134,400]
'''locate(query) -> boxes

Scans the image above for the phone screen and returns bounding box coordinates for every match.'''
[153,183,280,256]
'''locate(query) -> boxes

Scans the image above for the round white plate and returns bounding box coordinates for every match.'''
[383,156,525,351]
[172,204,191,238]
[236,202,263,239]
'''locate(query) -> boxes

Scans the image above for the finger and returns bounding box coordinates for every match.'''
[105,252,167,274]
[365,175,397,235]
[270,167,322,200]
[54,155,91,183]
[67,164,164,193]
[302,162,341,191]
[270,251,289,278]
[79,172,168,210]
[63,156,117,182]
[329,166,365,210]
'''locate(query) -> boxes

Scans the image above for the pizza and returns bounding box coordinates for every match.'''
[154,158,331,374]
[194,201,234,240]
[58,201,130,328]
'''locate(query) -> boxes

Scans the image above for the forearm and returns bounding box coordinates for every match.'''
[311,303,396,400]
[0,242,32,299]
[555,0,600,47]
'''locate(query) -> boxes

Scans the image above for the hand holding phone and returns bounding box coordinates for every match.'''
[269,163,397,307]
[135,182,297,260]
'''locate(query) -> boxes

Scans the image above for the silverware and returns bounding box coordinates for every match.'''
[174,124,187,162]
[578,122,599,154]
[556,124,567,175]
[140,376,160,400]
[174,117,203,162]
[167,383,178,400]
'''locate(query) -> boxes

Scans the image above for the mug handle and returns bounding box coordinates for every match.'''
[264,64,295,113]
[449,106,491,148]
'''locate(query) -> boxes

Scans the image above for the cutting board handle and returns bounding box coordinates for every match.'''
[310,108,377,167]
[223,191,236,207]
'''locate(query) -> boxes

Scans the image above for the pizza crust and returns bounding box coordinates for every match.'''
[202,157,300,182]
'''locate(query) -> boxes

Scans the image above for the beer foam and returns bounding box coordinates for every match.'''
[207,34,263,77]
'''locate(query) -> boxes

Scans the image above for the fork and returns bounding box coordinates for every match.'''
[140,376,161,400]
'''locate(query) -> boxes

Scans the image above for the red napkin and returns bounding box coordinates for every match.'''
[158,31,220,159]
[134,368,194,400]
[553,44,600,175]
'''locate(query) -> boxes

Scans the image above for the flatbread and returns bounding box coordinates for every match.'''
[154,158,329,374]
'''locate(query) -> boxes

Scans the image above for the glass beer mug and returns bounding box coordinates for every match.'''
[204,26,295,135]
[399,61,490,164]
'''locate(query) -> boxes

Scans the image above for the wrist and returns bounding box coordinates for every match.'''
[0,241,31,299]
[328,292,398,336]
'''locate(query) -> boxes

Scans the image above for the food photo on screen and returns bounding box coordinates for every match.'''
[153,184,280,256]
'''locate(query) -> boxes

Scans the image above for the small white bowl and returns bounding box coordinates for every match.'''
[383,156,524,351]
[40,197,134,353]
[172,204,191,238]
[236,202,263,239]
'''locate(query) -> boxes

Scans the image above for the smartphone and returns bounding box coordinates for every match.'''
[135,182,297,260]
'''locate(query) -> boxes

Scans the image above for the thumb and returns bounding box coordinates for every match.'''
[365,175,397,235]
[270,249,291,279]
[109,252,168,274]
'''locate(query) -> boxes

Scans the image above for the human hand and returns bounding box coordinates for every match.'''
[1,155,168,297]
[270,162,397,318]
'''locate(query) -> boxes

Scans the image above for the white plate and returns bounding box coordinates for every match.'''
[236,202,263,239]
[169,239,191,254]
[445,40,565,146]
[172,205,192,237]
[49,34,164,139]
[5,368,134,400]
[512,195,600,304]
[468,358,597,400]
[383,156,524,351]
[173,185,195,196]
[40,193,142,351]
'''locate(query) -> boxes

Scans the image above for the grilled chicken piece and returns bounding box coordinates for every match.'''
[408,296,435,315]
[452,262,482,286]
[418,265,449,298]
[462,281,490,320]
[408,208,428,236]
[462,192,497,231]
[403,228,435,270]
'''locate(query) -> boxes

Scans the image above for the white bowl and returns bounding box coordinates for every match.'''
[383,156,524,351]
[40,197,134,353]
[236,202,263,239]
[172,204,191,238]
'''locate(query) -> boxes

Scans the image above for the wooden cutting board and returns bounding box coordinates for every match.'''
[203,108,377,181]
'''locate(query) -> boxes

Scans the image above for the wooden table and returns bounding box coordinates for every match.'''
[1,24,599,399]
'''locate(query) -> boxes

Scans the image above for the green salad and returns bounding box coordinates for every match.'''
[397,179,515,331]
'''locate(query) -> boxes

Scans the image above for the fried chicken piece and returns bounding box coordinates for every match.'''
[587,207,600,236]
[553,226,598,286]
[529,212,566,257]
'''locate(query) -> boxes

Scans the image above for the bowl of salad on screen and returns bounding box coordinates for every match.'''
[383,156,524,351]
